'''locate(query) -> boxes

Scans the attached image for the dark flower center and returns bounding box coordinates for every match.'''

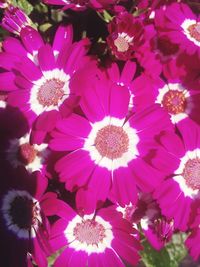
[95,125,129,159]
[73,219,105,245]
[37,78,65,107]
[162,90,187,115]
[183,158,200,190]
[9,196,39,230]
[17,143,37,165]
[188,23,200,42]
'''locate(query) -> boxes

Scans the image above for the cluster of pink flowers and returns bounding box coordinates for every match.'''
[0,0,200,266]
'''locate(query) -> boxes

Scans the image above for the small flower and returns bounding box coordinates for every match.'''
[0,25,91,141]
[50,203,142,267]
[1,5,33,35]
[153,119,200,230]
[107,12,144,60]
[155,3,200,57]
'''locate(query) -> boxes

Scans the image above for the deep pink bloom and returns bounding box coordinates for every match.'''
[153,119,200,230]
[133,69,200,125]
[50,203,142,267]
[0,25,91,142]
[50,67,172,208]
[107,12,144,60]
[155,3,200,57]
[1,5,32,35]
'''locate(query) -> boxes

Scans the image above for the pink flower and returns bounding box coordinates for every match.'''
[50,203,142,267]
[50,67,172,208]
[107,12,144,60]
[153,119,200,230]
[0,25,91,142]
[1,5,32,35]
[155,3,200,57]
[133,70,200,125]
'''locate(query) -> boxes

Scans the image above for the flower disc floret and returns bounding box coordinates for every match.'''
[37,78,65,107]
[95,125,129,159]
[183,158,200,190]
[162,90,187,115]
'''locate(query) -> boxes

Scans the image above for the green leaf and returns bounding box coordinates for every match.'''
[140,233,187,267]
[10,0,33,15]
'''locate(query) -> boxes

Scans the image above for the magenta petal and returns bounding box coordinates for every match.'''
[113,229,142,251]
[110,167,138,206]
[15,57,43,82]
[42,198,76,220]
[150,148,180,174]
[64,39,90,74]
[159,131,185,158]
[130,158,164,192]
[88,166,111,204]
[68,250,88,267]
[32,238,48,267]
[54,248,75,267]
[35,111,61,131]
[50,131,84,151]
[103,248,124,267]
[55,150,95,187]
[38,44,56,72]
[53,25,73,52]
[0,72,18,91]
[120,61,136,84]
[31,129,46,145]
[34,172,48,199]
[88,253,104,267]
[55,114,91,138]
[112,239,140,266]
[0,53,19,70]
[130,104,172,133]
[177,118,200,151]
[3,37,27,56]
[15,75,33,90]
[20,26,44,54]
[109,84,129,119]
[76,188,97,214]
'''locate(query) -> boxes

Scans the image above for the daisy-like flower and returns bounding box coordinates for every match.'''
[0,25,91,142]
[0,168,59,267]
[1,5,33,35]
[50,67,171,207]
[6,132,49,173]
[155,3,200,57]
[50,202,142,267]
[134,69,200,125]
[107,12,144,60]
[153,119,200,231]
